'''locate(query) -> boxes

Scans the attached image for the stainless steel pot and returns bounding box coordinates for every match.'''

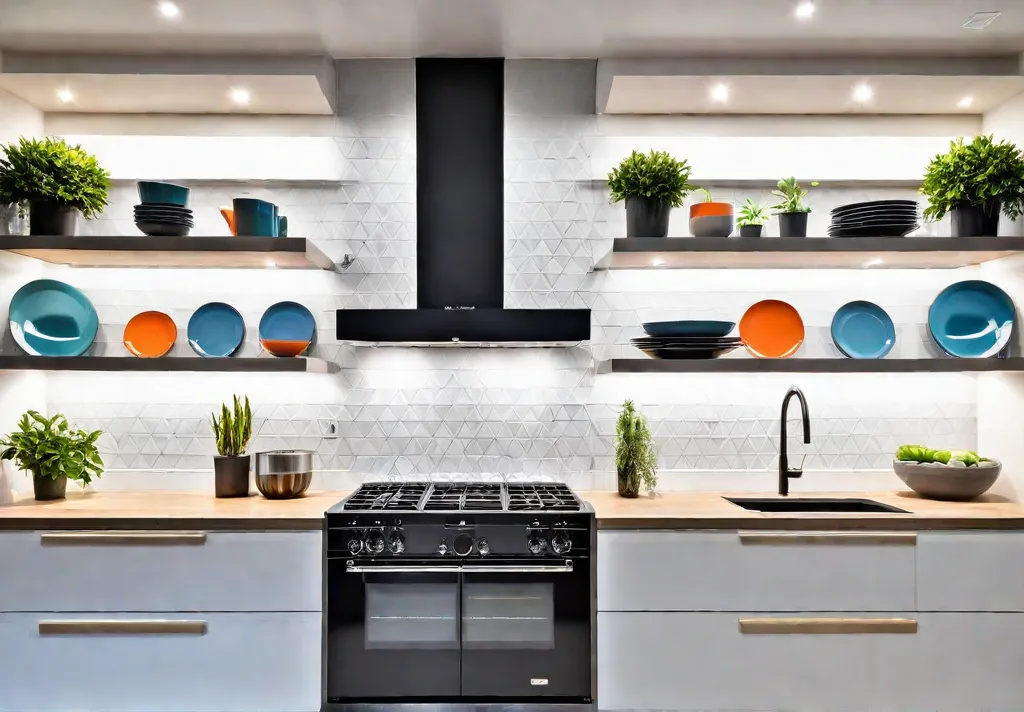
[254,450,313,499]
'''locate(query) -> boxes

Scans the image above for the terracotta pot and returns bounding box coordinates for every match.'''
[689,202,735,237]
[33,472,67,501]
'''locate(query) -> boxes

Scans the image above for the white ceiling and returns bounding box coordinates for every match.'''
[0,0,1023,57]
[604,75,1024,114]
[0,74,333,114]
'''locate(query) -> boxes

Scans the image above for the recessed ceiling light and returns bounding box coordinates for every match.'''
[228,87,251,106]
[156,1,181,19]
[56,87,75,104]
[963,11,1001,30]
[710,82,730,103]
[957,95,975,109]
[852,82,874,104]
[794,1,816,20]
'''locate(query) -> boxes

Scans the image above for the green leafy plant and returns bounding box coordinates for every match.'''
[696,187,714,203]
[608,149,694,208]
[920,135,1024,221]
[0,137,110,218]
[211,395,253,457]
[737,198,769,226]
[771,177,818,214]
[896,444,990,467]
[614,400,658,497]
[0,411,103,485]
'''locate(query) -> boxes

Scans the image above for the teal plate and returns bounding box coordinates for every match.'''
[9,279,98,357]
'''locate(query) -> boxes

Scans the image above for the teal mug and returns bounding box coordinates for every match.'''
[229,198,288,237]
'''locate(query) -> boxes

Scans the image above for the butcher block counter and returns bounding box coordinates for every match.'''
[1,489,1023,531]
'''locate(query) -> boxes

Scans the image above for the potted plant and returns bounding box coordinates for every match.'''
[211,395,253,498]
[771,177,818,238]
[608,149,693,238]
[0,137,110,236]
[0,411,103,501]
[737,198,769,237]
[614,400,658,498]
[688,187,734,237]
[921,134,1024,237]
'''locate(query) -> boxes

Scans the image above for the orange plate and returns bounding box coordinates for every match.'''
[739,299,805,358]
[261,338,311,358]
[124,311,177,358]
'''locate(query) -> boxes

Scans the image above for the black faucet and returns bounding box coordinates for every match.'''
[779,386,811,496]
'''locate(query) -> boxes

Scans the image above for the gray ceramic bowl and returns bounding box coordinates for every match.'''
[892,459,1002,501]
[690,214,734,238]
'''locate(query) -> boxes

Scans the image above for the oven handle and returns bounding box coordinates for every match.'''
[345,561,573,574]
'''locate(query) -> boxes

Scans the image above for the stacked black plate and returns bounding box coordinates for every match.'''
[134,203,194,237]
[828,200,919,238]
[630,335,742,360]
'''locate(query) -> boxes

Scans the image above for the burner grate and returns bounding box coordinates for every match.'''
[506,483,580,511]
[343,483,428,511]
[423,483,503,511]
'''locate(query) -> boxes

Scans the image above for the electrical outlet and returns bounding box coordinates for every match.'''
[318,419,340,439]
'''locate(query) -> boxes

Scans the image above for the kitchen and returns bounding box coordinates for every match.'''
[2,1,1024,711]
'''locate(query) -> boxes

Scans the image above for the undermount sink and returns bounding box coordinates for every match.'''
[725,497,909,514]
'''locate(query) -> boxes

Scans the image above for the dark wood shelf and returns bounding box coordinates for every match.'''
[0,356,338,373]
[603,358,1024,374]
[0,235,336,270]
[595,237,1024,270]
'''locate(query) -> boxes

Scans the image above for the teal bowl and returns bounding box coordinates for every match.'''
[137,181,190,207]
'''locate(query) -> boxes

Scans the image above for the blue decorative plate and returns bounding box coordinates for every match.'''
[259,301,315,343]
[187,302,245,358]
[831,301,896,359]
[642,320,736,338]
[9,279,98,357]
[928,280,1015,358]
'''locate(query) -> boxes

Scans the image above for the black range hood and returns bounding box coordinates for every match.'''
[336,58,590,346]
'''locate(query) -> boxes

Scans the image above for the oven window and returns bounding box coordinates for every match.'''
[365,582,459,650]
[461,582,554,650]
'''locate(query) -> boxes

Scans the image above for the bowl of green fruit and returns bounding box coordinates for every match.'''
[893,445,1001,501]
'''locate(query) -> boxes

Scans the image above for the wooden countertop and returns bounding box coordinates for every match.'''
[1,490,1023,531]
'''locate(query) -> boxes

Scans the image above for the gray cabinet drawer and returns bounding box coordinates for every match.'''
[917,532,1024,611]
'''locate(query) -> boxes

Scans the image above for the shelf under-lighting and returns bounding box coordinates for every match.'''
[601,358,1024,374]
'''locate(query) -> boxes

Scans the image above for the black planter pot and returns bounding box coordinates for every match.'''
[739,224,764,238]
[29,201,78,236]
[617,469,640,498]
[214,455,251,498]
[33,472,67,501]
[951,202,1000,237]
[778,211,809,238]
[625,196,671,238]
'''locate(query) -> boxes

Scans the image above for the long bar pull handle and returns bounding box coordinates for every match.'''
[346,565,461,574]
[738,531,916,546]
[346,562,574,574]
[739,618,918,635]
[40,531,208,546]
[38,620,208,636]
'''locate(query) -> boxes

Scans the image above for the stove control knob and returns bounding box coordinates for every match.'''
[387,529,406,554]
[551,531,572,555]
[527,531,547,555]
[347,536,363,555]
[453,533,474,557]
[365,529,385,555]
[437,538,449,556]
[477,538,490,556]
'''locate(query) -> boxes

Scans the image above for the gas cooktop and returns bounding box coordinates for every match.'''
[332,481,582,513]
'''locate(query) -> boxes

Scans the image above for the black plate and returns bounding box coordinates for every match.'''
[134,204,193,213]
[831,207,919,219]
[831,200,918,214]
[134,209,194,218]
[641,346,740,360]
[830,218,918,229]
[135,217,195,227]
[828,224,919,237]
[136,221,191,237]
[631,338,742,347]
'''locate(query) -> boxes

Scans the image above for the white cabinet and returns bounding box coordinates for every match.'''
[598,531,916,612]
[0,612,321,712]
[0,531,321,613]
[917,532,1024,611]
[598,611,1024,712]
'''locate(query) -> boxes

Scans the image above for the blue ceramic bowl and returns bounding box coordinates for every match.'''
[642,320,736,338]
[831,301,896,359]
[137,181,190,207]
[929,280,1016,358]
[259,301,315,342]
[187,302,245,358]
[9,279,98,357]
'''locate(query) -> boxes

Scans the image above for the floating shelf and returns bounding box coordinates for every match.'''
[595,237,1024,270]
[602,358,1024,374]
[0,236,336,270]
[0,357,338,374]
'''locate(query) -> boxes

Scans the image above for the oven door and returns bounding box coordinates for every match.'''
[459,559,592,700]
[326,560,461,700]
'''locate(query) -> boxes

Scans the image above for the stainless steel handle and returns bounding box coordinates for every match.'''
[738,618,918,635]
[347,565,461,573]
[738,531,916,546]
[40,531,208,546]
[462,563,574,574]
[38,620,208,636]
[346,562,574,574]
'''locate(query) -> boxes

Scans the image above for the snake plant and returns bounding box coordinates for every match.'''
[211,395,253,457]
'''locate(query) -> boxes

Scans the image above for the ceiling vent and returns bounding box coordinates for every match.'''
[962,11,1001,29]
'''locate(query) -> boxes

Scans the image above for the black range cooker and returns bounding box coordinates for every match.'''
[322,482,595,711]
